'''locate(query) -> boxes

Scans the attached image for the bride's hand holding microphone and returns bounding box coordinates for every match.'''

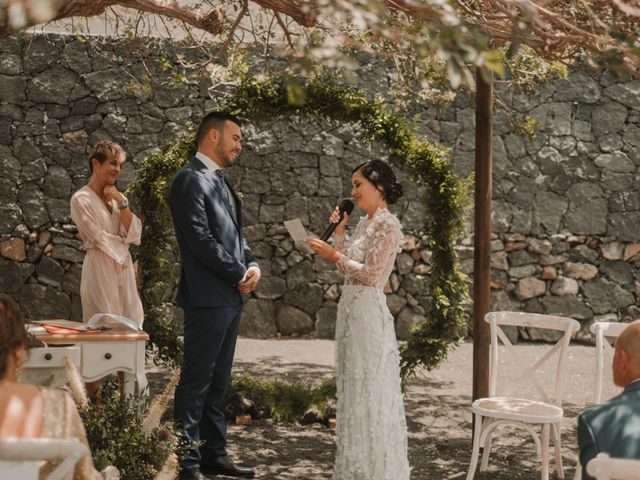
[306,204,350,263]
[329,205,348,236]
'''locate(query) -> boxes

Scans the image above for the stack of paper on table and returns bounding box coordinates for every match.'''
[86,313,140,331]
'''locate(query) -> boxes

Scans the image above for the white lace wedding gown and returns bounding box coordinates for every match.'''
[332,208,410,480]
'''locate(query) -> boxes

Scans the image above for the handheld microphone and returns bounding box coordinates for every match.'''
[320,199,355,241]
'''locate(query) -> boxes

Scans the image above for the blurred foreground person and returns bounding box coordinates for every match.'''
[0,294,118,479]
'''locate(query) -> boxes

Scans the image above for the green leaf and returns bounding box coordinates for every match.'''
[286,77,307,106]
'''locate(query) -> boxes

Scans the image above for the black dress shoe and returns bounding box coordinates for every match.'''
[201,455,255,478]
[178,467,209,480]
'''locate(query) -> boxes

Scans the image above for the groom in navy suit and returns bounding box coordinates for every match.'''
[169,112,260,480]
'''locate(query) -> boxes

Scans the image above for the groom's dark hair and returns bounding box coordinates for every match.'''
[196,111,242,145]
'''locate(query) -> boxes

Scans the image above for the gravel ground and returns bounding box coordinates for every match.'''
[147,338,619,480]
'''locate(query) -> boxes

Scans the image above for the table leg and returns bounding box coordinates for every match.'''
[135,340,148,396]
[122,372,136,396]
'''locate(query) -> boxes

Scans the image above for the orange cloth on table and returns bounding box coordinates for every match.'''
[40,323,103,335]
[70,186,144,327]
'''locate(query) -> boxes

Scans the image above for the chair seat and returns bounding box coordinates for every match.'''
[472,396,563,423]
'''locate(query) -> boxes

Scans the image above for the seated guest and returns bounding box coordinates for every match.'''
[0,294,117,480]
[578,319,640,479]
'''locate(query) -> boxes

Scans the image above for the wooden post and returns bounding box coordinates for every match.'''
[472,68,493,402]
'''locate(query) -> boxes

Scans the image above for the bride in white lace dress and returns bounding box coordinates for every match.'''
[307,160,410,480]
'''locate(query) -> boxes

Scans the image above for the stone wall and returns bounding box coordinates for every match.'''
[0,34,639,342]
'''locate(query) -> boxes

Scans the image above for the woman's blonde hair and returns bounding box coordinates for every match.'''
[88,140,126,173]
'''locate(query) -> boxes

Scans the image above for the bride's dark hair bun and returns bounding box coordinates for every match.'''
[352,160,404,205]
[386,181,404,204]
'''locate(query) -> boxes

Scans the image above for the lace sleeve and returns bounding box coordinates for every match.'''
[333,231,348,253]
[336,217,401,286]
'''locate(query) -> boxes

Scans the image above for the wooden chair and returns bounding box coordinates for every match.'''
[466,311,580,480]
[0,438,88,480]
[586,453,640,480]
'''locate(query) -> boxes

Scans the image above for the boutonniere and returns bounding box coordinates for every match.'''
[230,179,244,202]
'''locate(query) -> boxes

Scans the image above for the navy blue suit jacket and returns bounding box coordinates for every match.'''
[578,380,640,479]
[169,157,258,308]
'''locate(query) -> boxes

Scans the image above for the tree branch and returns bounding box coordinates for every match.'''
[217,0,248,58]
[0,0,638,75]
[1,0,226,36]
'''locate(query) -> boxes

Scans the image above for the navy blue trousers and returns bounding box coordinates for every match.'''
[174,305,242,471]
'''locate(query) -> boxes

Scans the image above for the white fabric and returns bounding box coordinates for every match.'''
[194,151,222,175]
[332,208,410,480]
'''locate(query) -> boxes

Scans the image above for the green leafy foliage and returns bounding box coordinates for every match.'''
[503,45,569,92]
[129,73,470,380]
[80,382,186,479]
[228,373,337,423]
[127,128,196,366]
[510,116,540,143]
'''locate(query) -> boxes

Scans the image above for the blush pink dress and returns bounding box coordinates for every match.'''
[70,186,143,327]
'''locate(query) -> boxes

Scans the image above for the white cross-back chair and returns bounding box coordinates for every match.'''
[573,321,628,480]
[586,453,640,480]
[466,311,580,480]
[590,321,627,404]
[0,437,88,480]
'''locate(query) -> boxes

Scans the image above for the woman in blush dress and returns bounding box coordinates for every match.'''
[307,160,410,480]
[70,141,144,398]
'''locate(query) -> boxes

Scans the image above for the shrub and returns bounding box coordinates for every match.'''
[80,381,186,479]
[227,373,337,423]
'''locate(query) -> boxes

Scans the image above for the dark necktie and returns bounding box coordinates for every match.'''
[215,169,236,218]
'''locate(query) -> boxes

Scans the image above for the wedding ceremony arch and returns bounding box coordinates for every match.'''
[128,73,470,380]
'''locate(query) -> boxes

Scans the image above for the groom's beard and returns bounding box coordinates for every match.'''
[215,145,239,168]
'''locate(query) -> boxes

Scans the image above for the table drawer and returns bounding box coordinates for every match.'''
[81,342,138,378]
[24,347,81,368]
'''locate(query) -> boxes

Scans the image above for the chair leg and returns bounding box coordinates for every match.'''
[553,422,564,479]
[540,424,550,480]
[573,463,582,480]
[466,414,484,480]
[480,425,493,471]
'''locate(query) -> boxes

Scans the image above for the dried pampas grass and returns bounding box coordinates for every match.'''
[64,355,89,409]
[154,452,178,480]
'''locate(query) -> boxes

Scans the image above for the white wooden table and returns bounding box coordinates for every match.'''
[23,321,149,396]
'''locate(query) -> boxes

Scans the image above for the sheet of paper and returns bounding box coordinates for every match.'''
[26,324,47,334]
[284,218,309,243]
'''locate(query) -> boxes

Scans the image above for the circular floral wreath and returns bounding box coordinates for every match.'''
[129,74,470,380]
